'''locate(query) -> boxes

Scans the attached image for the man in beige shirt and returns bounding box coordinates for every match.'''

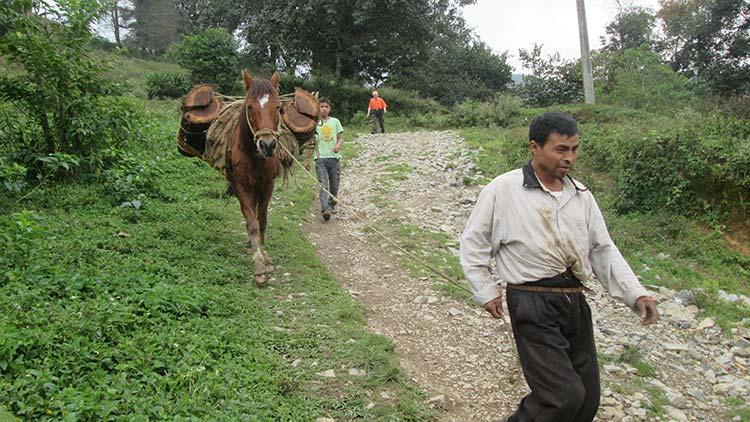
[460,112,658,422]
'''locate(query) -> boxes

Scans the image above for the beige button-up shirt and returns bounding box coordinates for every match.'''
[460,162,651,308]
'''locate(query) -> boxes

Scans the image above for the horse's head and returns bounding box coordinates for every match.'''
[242,69,282,158]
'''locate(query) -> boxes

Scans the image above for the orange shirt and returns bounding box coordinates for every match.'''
[368,97,387,110]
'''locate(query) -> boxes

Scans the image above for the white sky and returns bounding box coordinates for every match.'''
[462,0,661,72]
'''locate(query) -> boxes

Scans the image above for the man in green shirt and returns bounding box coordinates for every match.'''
[315,97,344,221]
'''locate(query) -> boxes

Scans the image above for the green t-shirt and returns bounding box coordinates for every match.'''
[315,117,344,159]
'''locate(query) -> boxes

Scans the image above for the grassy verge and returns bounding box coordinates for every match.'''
[460,126,750,329]
[0,100,433,420]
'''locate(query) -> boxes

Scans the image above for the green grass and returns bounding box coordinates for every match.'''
[95,51,183,99]
[725,397,750,420]
[0,100,434,420]
[460,125,750,329]
[619,345,656,378]
[364,220,471,302]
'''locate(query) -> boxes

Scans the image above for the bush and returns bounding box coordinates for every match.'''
[103,152,166,209]
[596,47,698,113]
[0,211,44,283]
[145,71,190,99]
[518,44,584,107]
[0,155,27,193]
[0,1,128,158]
[168,28,241,94]
[450,94,522,127]
[583,112,750,219]
[279,74,446,122]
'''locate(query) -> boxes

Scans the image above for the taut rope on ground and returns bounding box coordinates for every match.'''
[276,140,523,390]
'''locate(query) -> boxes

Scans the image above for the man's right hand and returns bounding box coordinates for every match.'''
[483,296,504,319]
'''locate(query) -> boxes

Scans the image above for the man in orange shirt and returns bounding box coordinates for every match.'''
[367,90,387,134]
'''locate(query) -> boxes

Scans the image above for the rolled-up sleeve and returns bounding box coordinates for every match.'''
[587,194,651,308]
[460,183,501,305]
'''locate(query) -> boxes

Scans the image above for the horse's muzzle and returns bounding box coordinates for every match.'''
[258,138,278,158]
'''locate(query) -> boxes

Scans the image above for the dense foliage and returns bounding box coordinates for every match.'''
[167,28,240,94]
[144,71,190,99]
[517,45,583,107]
[595,47,698,112]
[0,0,136,163]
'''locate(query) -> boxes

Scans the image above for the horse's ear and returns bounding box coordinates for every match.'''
[243,69,253,91]
[270,71,280,90]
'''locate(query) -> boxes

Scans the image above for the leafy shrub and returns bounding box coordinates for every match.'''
[145,71,190,99]
[0,1,127,158]
[596,47,698,113]
[168,28,241,94]
[583,112,750,219]
[0,211,44,282]
[104,153,166,208]
[518,44,583,107]
[279,74,446,122]
[450,94,522,127]
[408,112,451,129]
[0,157,27,193]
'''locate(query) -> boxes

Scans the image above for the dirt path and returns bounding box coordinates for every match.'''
[303,131,750,422]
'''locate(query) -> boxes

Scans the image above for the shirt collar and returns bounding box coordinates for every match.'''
[522,161,542,189]
[522,160,588,193]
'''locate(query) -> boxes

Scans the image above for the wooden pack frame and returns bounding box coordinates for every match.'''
[282,87,319,139]
[183,84,222,125]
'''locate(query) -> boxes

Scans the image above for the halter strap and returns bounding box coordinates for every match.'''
[244,104,283,153]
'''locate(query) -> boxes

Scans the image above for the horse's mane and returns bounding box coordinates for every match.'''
[246,79,277,99]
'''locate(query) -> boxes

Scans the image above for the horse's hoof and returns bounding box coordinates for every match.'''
[254,273,269,287]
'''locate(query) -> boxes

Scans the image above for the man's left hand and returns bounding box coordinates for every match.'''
[634,296,659,326]
[332,145,341,153]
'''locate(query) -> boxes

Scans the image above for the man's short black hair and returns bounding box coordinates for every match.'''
[319,97,331,106]
[529,112,578,146]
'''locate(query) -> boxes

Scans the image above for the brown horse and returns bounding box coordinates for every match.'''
[230,70,284,286]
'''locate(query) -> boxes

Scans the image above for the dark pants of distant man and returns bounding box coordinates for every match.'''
[505,273,600,422]
[371,109,385,134]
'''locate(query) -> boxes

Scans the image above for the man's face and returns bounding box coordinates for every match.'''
[320,102,330,117]
[372,91,379,98]
[530,132,579,180]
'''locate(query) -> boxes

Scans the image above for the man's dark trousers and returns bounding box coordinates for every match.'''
[315,157,340,211]
[371,109,385,133]
[505,273,600,422]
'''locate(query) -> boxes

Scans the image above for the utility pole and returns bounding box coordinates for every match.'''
[576,0,596,104]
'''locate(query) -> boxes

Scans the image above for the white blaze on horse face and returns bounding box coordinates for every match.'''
[258,94,269,109]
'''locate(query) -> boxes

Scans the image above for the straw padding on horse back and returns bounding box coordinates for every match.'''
[293,87,319,119]
[205,100,243,172]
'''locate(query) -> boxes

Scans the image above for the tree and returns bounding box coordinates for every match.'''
[602,7,657,51]
[391,36,513,105]
[518,44,583,107]
[130,0,182,55]
[175,0,249,34]
[595,47,697,111]
[168,28,240,93]
[0,0,136,159]
[658,0,750,95]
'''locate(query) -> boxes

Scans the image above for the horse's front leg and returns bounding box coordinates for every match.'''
[234,179,271,287]
[255,187,275,269]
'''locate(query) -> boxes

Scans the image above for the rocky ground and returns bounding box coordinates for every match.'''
[303,131,750,422]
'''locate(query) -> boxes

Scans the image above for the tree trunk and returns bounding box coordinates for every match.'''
[39,111,54,154]
[113,4,121,46]
[334,39,342,78]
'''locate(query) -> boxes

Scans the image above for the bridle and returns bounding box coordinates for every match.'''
[244,99,283,154]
